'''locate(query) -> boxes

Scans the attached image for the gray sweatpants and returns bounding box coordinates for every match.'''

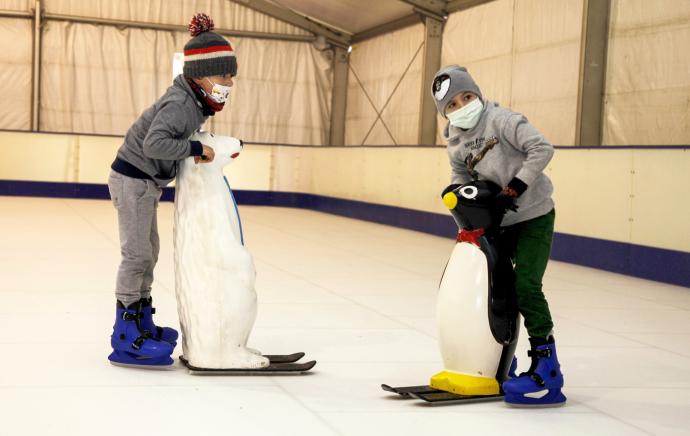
[107,170,162,307]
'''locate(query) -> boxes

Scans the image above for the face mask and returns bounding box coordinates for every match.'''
[447,98,483,130]
[206,78,231,104]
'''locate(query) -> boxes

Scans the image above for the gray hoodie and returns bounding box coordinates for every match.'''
[444,101,555,227]
[113,75,207,187]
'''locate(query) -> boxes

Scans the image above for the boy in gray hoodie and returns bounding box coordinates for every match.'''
[432,65,566,406]
[106,14,235,367]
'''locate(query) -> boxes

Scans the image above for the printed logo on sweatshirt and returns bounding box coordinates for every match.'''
[462,136,498,151]
[464,136,499,179]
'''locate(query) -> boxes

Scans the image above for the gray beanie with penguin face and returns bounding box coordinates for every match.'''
[431,65,482,118]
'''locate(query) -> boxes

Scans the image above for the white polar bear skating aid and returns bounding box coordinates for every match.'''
[173,131,269,369]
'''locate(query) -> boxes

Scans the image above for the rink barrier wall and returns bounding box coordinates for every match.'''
[1,179,689,289]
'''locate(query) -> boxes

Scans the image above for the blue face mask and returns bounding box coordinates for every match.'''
[447,98,483,130]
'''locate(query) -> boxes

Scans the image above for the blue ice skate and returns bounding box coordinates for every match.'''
[139,297,179,347]
[502,336,566,406]
[108,301,174,367]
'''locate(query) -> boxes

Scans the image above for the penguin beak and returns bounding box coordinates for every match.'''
[443,192,458,210]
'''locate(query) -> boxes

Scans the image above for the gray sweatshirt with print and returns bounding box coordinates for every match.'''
[444,101,555,227]
[113,75,207,187]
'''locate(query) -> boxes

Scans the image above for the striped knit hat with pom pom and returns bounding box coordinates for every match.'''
[183,13,237,78]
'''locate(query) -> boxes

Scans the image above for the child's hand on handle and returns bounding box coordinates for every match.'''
[495,177,528,213]
[194,145,215,164]
[495,187,519,212]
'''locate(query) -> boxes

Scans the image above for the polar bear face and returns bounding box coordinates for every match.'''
[191,131,243,169]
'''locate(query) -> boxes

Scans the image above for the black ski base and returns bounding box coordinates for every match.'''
[381,384,438,398]
[382,384,503,405]
[180,355,315,375]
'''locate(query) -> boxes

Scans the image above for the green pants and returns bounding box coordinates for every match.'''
[495,209,555,338]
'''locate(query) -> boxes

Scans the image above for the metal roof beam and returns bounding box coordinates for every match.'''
[446,0,495,13]
[0,9,32,18]
[351,13,422,44]
[399,0,448,19]
[229,0,351,47]
[44,12,316,42]
[354,0,498,44]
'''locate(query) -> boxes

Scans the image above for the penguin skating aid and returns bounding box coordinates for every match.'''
[382,181,519,404]
[174,131,315,375]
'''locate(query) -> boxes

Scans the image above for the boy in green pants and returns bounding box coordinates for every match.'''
[432,65,566,406]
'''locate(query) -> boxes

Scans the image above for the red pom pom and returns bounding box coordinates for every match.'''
[189,13,214,37]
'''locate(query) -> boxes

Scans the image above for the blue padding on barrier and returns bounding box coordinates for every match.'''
[551,233,690,288]
[1,179,688,288]
[0,179,177,201]
[0,180,111,199]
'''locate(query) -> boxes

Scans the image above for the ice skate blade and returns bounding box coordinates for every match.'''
[504,401,566,409]
[504,391,567,408]
[108,351,174,369]
[109,360,174,370]
[179,356,316,375]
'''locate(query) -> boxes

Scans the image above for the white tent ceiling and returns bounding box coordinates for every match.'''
[247,1,482,44]
[270,0,415,34]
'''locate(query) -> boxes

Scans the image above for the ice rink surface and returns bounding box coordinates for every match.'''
[1,196,689,436]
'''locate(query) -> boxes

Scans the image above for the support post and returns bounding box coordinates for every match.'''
[31,0,41,131]
[418,15,443,145]
[576,0,611,145]
[329,46,349,146]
